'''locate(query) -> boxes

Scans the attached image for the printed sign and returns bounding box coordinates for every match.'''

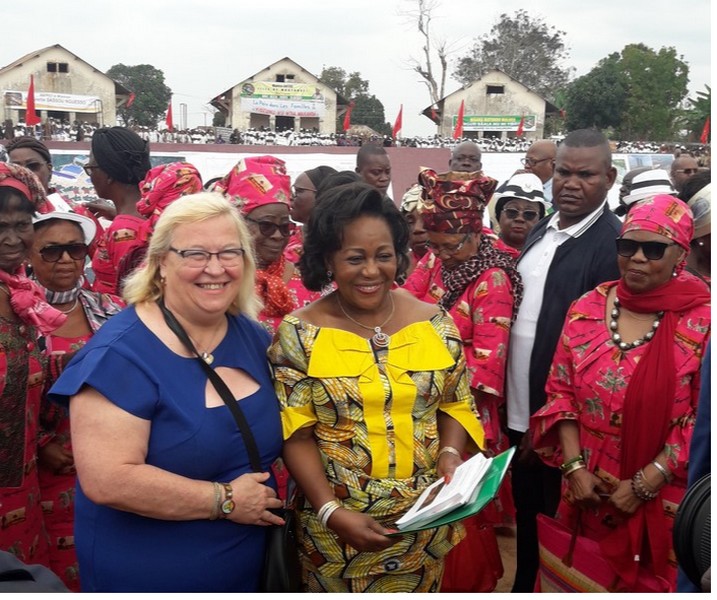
[4,90,101,113]
[452,115,537,132]
[239,81,326,117]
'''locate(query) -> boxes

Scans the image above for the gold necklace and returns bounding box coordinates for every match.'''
[55,298,78,315]
[335,293,395,348]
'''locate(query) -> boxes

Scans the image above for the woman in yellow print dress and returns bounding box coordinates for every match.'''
[268,182,484,592]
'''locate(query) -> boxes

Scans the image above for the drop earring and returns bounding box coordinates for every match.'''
[326,270,333,280]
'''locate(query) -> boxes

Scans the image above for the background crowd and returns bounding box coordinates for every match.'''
[0,124,710,593]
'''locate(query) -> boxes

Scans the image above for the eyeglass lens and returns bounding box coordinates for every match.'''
[250,219,292,237]
[615,239,671,260]
[504,208,539,220]
[40,243,88,262]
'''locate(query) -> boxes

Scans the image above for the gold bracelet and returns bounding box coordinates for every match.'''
[559,454,584,473]
[562,461,587,478]
[437,446,461,460]
[209,482,222,520]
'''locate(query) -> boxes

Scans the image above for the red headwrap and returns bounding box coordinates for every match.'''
[213,155,290,216]
[137,162,203,241]
[418,168,497,233]
[0,163,51,213]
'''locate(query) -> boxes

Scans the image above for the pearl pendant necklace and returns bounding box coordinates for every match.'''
[609,297,663,352]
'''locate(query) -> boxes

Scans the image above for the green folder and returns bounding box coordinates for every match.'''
[387,446,516,536]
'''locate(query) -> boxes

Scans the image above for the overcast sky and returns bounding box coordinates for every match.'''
[2,0,711,137]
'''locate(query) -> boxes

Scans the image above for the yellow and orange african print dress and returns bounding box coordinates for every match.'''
[268,310,484,588]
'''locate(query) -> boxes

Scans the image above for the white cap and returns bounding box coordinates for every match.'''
[33,211,96,244]
[622,169,677,206]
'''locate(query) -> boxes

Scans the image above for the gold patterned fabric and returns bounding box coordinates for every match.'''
[268,310,484,585]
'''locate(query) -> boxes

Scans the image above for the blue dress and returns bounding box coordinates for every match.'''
[48,307,283,592]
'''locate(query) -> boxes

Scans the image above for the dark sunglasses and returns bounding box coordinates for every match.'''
[503,208,539,221]
[245,217,293,237]
[39,243,89,263]
[615,238,676,261]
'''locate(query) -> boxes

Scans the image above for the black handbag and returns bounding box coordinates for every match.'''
[159,301,302,593]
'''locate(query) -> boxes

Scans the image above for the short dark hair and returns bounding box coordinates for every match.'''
[356,143,388,169]
[560,128,612,168]
[316,170,361,197]
[678,170,710,202]
[299,182,410,291]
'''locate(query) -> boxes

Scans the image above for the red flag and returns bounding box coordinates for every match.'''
[430,105,438,122]
[699,116,710,144]
[165,99,173,132]
[25,75,41,127]
[343,101,355,132]
[392,105,403,139]
[452,100,465,139]
[516,115,525,137]
[126,92,136,108]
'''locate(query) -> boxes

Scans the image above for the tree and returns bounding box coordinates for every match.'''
[681,85,711,141]
[106,64,172,128]
[401,0,450,107]
[563,53,627,132]
[318,67,390,135]
[453,10,573,99]
[563,44,689,140]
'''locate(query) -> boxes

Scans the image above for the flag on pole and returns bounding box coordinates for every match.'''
[392,105,403,139]
[516,115,525,137]
[25,75,41,127]
[165,99,173,132]
[699,116,710,144]
[430,105,438,122]
[343,101,355,132]
[126,92,136,108]
[452,100,465,140]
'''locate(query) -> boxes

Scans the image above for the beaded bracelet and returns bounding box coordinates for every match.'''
[317,499,342,528]
[631,469,658,501]
[209,481,222,520]
[562,461,587,478]
[559,454,584,473]
[438,446,462,460]
[651,460,672,484]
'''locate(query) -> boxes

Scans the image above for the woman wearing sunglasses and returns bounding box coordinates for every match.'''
[29,211,124,591]
[214,156,319,334]
[531,194,711,591]
[493,173,550,259]
[403,168,523,592]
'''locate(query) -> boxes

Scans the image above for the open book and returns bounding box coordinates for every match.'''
[391,447,515,534]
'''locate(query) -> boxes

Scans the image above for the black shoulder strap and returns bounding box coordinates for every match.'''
[158,300,262,472]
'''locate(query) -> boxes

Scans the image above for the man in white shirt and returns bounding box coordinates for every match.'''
[505,129,621,592]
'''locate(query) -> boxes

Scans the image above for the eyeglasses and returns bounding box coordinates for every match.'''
[521,157,552,168]
[503,208,540,221]
[11,160,48,173]
[615,238,676,261]
[426,233,470,256]
[673,168,699,176]
[83,163,101,177]
[39,243,89,263]
[244,217,293,237]
[291,185,316,196]
[169,247,245,268]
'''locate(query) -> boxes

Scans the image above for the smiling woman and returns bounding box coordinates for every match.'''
[47,193,284,592]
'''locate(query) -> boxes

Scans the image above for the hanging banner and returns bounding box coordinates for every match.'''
[452,114,537,132]
[239,81,326,118]
[4,90,101,113]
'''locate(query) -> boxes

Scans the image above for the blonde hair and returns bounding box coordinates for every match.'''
[122,192,261,319]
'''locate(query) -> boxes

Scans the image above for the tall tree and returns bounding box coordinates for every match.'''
[563,44,689,140]
[319,67,389,135]
[453,9,573,99]
[106,64,172,128]
[681,85,711,141]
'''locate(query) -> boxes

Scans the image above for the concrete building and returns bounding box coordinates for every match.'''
[210,57,347,133]
[0,44,130,127]
[422,69,559,140]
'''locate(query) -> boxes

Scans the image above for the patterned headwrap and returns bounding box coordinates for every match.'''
[400,183,425,214]
[137,162,203,239]
[418,168,497,233]
[213,155,291,215]
[0,162,51,212]
[622,194,694,252]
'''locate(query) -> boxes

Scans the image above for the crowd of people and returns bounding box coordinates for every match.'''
[0,125,710,593]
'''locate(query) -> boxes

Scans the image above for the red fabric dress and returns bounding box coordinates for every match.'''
[403,251,516,592]
[0,318,50,568]
[91,214,145,293]
[531,283,711,589]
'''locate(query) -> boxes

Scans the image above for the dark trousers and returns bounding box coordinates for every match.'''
[507,428,563,592]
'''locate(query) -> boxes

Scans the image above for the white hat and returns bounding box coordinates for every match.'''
[32,211,96,244]
[621,169,677,206]
[687,183,711,239]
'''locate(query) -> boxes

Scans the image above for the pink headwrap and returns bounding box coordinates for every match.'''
[621,194,694,252]
[213,155,290,215]
[137,162,203,241]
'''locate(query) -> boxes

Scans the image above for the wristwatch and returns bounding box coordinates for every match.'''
[220,483,235,518]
